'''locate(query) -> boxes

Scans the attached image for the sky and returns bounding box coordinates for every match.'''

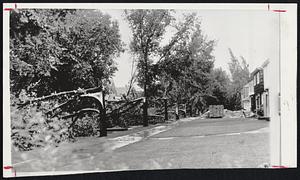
[100,9,279,88]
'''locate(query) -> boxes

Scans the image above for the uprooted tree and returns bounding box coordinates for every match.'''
[10,9,124,150]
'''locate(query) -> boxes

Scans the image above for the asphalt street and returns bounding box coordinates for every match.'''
[12,117,269,173]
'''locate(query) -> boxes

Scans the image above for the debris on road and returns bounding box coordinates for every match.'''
[208,105,224,118]
[201,109,256,119]
[223,109,245,118]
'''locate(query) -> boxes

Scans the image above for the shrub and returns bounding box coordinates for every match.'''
[71,113,99,137]
[10,91,74,151]
[257,107,264,116]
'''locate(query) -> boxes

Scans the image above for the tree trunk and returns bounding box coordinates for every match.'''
[143,52,149,127]
[190,103,193,117]
[175,102,179,120]
[164,98,168,121]
[100,89,107,137]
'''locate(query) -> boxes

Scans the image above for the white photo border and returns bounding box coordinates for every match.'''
[2,3,297,177]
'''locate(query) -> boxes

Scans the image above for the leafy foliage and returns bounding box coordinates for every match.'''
[10,9,124,97]
[71,113,99,137]
[227,48,250,110]
[11,94,72,151]
[125,9,174,124]
[125,9,174,94]
[156,14,216,114]
[10,9,124,151]
[207,68,231,107]
[125,9,173,59]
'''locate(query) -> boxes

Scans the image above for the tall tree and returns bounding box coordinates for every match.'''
[157,16,216,115]
[227,48,250,110]
[125,9,173,126]
[207,68,231,107]
[186,22,215,113]
[10,9,74,97]
[57,10,124,91]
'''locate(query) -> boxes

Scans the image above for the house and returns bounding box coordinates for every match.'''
[251,67,264,115]
[241,80,254,111]
[244,59,270,117]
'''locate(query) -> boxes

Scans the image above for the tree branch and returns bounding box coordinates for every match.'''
[19,86,102,106]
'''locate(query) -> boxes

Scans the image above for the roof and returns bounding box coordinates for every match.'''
[261,59,270,68]
[250,67,263,78]
[250,59,270,78]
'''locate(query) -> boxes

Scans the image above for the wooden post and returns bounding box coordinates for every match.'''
[163,98,168,121]
[100,89,107,137]
[175,103,179,120]
[143,98,148,127]
[190,104,193,117]
[183,104,187,118]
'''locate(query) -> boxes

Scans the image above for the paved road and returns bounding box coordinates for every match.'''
[13,117,269,174]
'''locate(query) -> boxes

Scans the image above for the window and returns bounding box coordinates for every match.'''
[256,94,261,109]
[254,72,260,85]
[250,84,254,94]
[245,87,249,97]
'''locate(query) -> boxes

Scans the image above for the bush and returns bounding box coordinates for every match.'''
[10,91,74,151]
[257,107,264,116]
[11,104,73,151]
[71,113,99,137]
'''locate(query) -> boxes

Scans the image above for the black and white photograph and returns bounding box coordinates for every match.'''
[2,3,297,177]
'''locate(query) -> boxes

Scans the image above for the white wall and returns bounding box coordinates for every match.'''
[243,101,251,111]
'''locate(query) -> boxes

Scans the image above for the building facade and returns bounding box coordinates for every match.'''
[252,67,264,115]
[242,59,270,117]
[241,80,254,111]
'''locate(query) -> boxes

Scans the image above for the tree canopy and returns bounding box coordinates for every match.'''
[154,14,216,113]
[227,48,250,110]
[125,9,173,125]
[10,9,124,99]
